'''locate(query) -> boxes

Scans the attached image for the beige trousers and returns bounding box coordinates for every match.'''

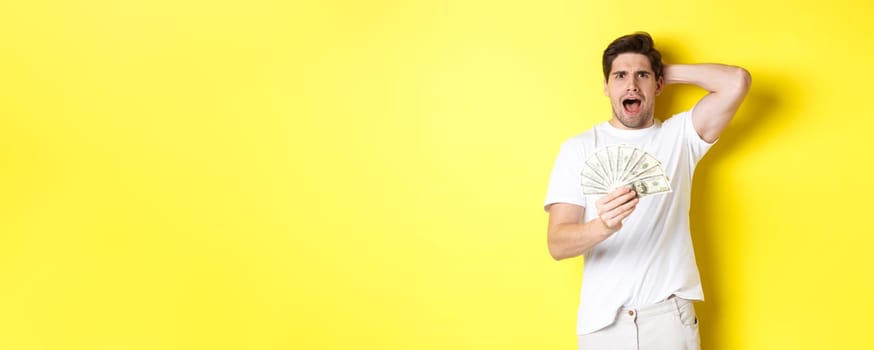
[577,297,700,350]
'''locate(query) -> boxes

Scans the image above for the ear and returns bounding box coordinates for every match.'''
[655,76,664,96]
[603,79,608,96]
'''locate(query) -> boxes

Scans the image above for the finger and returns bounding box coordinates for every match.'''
[596,188,631,209]
[604,190,638,210]
[611,198,639,219]
[597,186,632,206]
[605,199,637,221]
[602,197,639,224]
[607,207,634,227]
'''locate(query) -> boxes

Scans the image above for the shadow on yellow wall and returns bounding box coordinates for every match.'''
[662,68,789,349]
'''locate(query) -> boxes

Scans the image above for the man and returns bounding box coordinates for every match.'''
[543,32,750,349]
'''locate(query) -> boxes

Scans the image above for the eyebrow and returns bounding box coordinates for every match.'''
[612,70,652,76]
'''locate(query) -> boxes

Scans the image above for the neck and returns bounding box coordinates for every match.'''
[608,116,655,130]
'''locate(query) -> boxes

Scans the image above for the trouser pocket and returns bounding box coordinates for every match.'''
[676,299,698,326]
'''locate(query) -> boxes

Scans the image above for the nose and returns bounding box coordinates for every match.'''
[626,79,639,92]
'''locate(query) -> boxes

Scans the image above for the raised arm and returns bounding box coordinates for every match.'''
[663,64,751,143]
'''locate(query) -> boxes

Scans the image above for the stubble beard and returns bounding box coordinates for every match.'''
[612,107,654,129]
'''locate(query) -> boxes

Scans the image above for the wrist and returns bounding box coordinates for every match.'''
[593,217,617,238]
[662,64,679,84]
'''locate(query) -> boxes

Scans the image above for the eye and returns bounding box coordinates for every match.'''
[637,72,649,78]
[615,72,626,79]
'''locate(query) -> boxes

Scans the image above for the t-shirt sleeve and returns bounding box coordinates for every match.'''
[543,139,586,212]
[681,104,717,163]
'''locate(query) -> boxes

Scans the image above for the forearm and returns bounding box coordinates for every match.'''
[547,219,613,260]
[663,63,751,93]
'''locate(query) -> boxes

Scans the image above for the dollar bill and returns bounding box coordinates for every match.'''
[595,150,613,185]
[617,145,638,183]
[606,146,619,184]
[626,152,661,181]
[626,175,672,198]
[583,156,610,187]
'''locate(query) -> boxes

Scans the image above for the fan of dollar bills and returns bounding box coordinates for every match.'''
[580,144,672,198]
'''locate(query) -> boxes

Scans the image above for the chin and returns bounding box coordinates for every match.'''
[619,115,651,129]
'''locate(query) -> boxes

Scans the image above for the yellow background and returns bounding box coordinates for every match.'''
[1,0,872,349]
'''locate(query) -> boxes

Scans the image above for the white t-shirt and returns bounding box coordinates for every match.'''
[544,109,714,335]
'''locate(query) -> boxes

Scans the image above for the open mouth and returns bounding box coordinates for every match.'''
[622,97,642,115]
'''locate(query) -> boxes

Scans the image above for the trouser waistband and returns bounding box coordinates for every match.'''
[619,296,691,319]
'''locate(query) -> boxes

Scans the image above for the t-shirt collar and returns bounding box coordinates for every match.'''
[599,118,661,139]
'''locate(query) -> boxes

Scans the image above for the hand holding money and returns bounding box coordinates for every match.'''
[595,186,639,232]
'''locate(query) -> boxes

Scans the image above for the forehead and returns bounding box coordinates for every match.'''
[610,53,653,73]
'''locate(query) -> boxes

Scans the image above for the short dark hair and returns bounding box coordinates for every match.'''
[602,32,663,81]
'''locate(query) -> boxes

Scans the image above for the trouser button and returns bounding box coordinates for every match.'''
[628,310,635,317]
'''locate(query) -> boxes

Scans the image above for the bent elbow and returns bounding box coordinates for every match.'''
[734,66,752,92]
[549,250,564,261]
[547,241,563,261]
[547,241,571,261]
